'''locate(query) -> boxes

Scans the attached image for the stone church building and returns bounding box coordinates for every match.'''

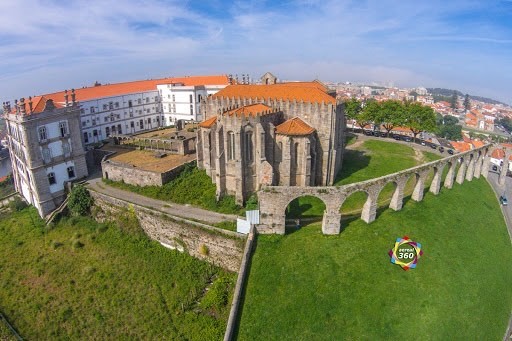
[196,73,346,204]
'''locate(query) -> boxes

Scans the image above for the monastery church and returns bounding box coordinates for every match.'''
[196,73,346,204]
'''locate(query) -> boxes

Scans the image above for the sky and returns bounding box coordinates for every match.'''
[0,0,511,104]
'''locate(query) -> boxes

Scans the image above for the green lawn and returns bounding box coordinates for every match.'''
[237,178,512,339]
[288,139,441,219]
[0,208,235,340]
[104,162,245,215]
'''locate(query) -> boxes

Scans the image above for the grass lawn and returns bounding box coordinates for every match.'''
[237,178,512,339]
[0,208,235,340]
[288,139,442,219]
[104,162,245,215]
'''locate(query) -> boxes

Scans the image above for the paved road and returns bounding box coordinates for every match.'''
[84,174,240,224]
[485,172,512,240]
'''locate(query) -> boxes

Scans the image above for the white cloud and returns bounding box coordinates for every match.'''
[0,0,511,104]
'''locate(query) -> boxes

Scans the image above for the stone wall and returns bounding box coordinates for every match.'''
[258,144,491,235]
[102,158,194,187]
[89,190,244,271]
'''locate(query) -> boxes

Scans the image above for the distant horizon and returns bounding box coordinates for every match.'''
[1,1,511,104]
[1,73,507,107]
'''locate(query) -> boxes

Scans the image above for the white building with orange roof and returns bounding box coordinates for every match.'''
[196,73,345,204]
[40,75,229,144]
[157,76,229,124]
[2,93,88,217]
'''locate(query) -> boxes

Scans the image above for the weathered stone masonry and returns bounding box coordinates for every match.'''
[90,190,244,271]
[258,144,491,235]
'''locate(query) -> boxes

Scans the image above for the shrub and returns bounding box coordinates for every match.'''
[8,197,28,212]
[245,194,258,210]
[199,244,209,256]
[68,185,93,216]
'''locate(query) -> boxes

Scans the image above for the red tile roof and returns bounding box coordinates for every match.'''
[43,75,229,103]
[491,149,505,159]
[450,141,473,152]
[223,103,273,117]
[275,117,315,136]
[198,116,217,128]
[212,83,335,104]
[8,96,64,115]
[471,140,485,148]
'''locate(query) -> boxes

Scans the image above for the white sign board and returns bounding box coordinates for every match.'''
[237,218,251,234]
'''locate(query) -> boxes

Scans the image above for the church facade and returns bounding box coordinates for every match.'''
[196,73,346,204]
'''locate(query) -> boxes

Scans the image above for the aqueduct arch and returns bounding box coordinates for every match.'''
[258,144,491,235]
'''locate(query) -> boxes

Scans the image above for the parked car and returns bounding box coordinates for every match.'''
[500,196,508,206]
[439,146,444,152]
[393,135,401,140]
[430,143,437,149]
[492,165,498,171]
[402,136,412,142]
[364,130,373,136]
[447,149,454,155]
[420,140,426,146]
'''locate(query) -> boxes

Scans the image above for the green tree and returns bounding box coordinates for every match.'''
[343,98,362,131]
[450,91,458,109]
[68,184,93,216]
[443,115,459,126]
[463,94,471,111]
[359,99,379,130]
[404,102,436,142]
[499,117,512,132]
[379,100,405,136]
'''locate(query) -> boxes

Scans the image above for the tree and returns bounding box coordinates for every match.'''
[499,117,512,132]
[68,184,93,216]
[450,91,458,109]
[379,100,405,136]
[463,94,471,111]
[404,102,436,142]
[443,115,459,126]
[359,99,379,130]
[343,98,362,131]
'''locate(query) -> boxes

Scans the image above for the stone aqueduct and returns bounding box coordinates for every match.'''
[258,144,491,235]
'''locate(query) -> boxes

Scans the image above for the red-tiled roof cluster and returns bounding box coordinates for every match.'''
[212,83,335,104]
[450,141,472,152]
[275,117,315,136]
[198,116,217,128]
[223,103,273,117]
[43,75,229,103]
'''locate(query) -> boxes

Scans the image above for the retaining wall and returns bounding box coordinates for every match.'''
[90,191,245,271]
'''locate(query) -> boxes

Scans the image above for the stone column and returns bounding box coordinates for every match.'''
[456,158,467,184]
[481,154,489,178]
[322,209,341,235]
[465,155,476,181]
[473,153,482,178]
[361,187,379,223]
[499,149,511,185]
[444,161,457,189]
[430,164,445,195]
[412,172,427,202]
[389,177,407,211]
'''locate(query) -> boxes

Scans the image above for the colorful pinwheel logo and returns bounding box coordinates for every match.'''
[389,236,423,270]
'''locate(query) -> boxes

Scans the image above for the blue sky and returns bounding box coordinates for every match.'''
[1,0,511,104]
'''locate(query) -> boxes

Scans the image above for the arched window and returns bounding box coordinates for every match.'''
[244,131,253,162]
[277,142,283,162]
[227,131,235,160]
[294,142,299,167]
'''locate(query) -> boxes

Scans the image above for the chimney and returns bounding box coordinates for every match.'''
[19,98,26,114]
[64,89,69,107]
[71,89,76,106]
[28,96,33,113]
